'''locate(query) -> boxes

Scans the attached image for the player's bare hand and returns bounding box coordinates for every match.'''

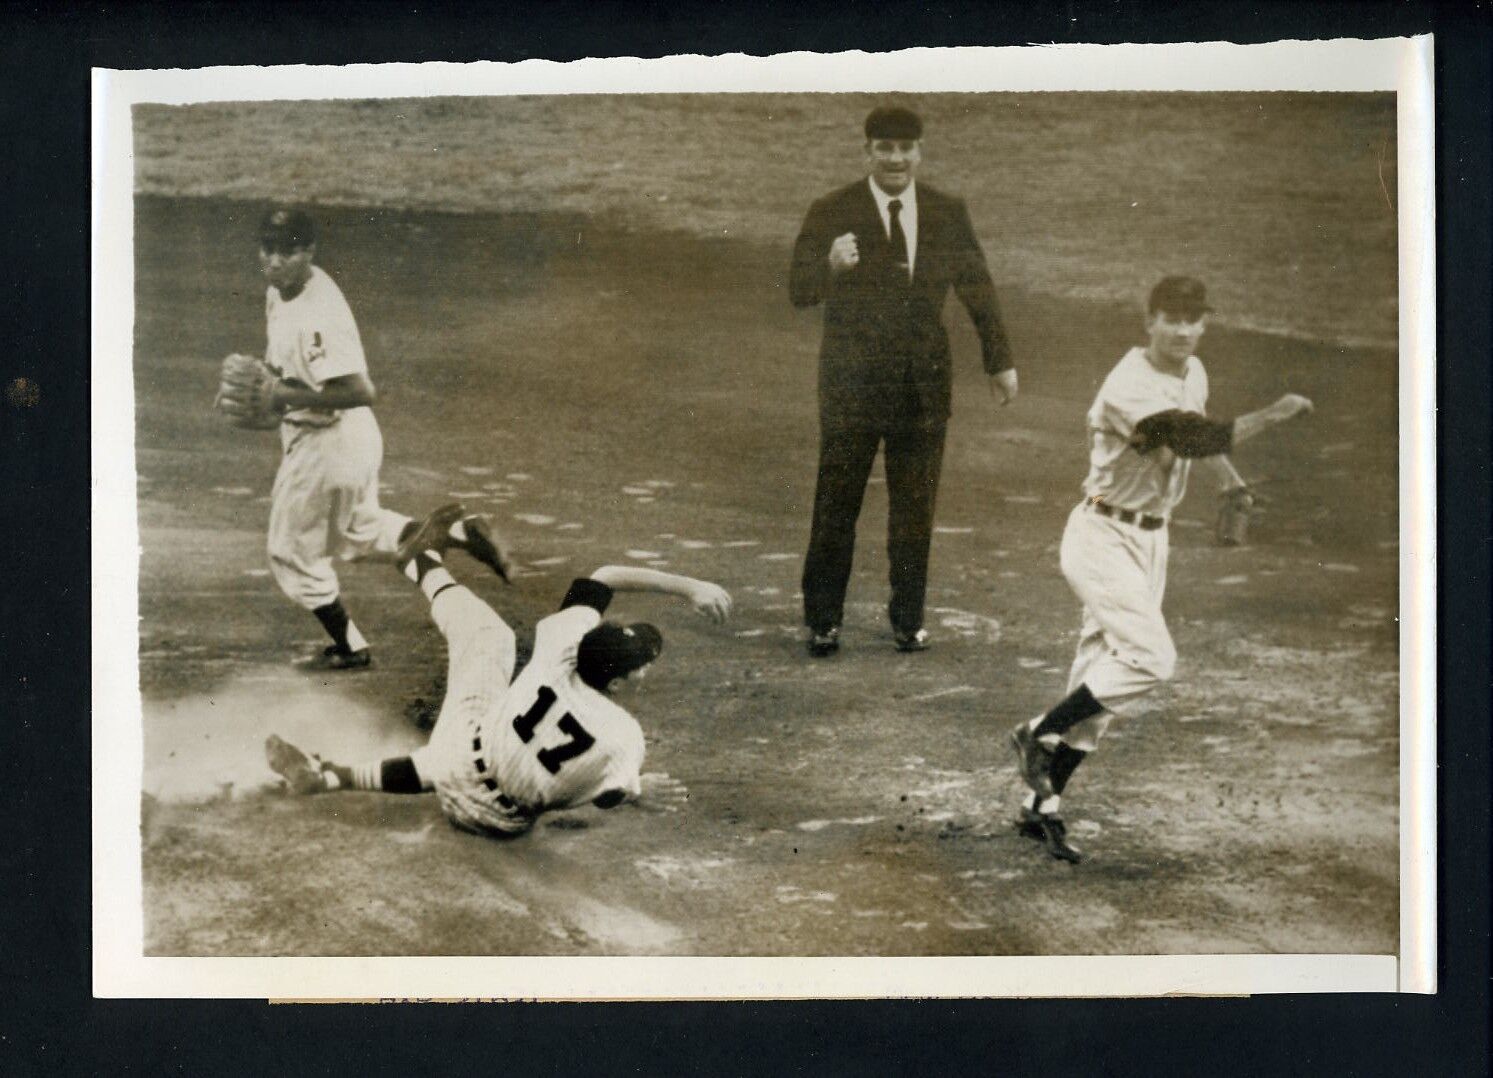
[1279,393,1314,417]
[636,772,689,813]
[689,581,733,624]
[828,233,860,276]
[988,369,1019,406]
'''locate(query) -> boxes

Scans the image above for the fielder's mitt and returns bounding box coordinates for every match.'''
[1215,485,1259,546]
[214,353,282,430]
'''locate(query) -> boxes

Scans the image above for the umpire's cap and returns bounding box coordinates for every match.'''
[1148,275,1212,318]
[577,621,664,692]
[259,206,317,249]
[864,105,923,141]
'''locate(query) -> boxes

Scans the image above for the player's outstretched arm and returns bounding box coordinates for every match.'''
[1231,393,1313,446]
[1196,453,1249,493]
[1131,395,1313,460]
[587,566,733,624]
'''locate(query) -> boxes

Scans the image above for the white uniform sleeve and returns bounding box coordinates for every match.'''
[1190,357,1210,413]
[531,606,602,672]
[1095,366,1166,440]
[597,725,646,802]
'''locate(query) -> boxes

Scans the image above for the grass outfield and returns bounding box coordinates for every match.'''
[134,92,1398,349]
[134,195,1397,956]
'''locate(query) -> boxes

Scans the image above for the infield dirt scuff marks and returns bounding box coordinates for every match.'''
[142,667,423,805]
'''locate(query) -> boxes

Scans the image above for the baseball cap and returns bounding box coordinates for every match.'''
[259,206,317,250]
[576,621,664,691]
[864,105,923,141]
[1148,275,1212,318]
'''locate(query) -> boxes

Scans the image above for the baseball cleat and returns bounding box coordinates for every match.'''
[894,628,930,652]
[1010,721,1056,799]
[297,645,372,671]
[457,513,514,582]
[806,626,841,657]
[265,734,329,795]
[396,502,467,565]
[1013,807,1085,863]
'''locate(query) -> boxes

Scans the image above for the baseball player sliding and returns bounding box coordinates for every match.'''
[216,207,507,669]
[1010,276,1313,862]
[265,502,733,836]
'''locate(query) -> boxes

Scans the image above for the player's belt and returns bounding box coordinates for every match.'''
[281,411,340,429]
[1088,497,1165,531]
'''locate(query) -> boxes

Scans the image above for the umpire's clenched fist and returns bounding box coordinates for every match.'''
[828,232,860,275]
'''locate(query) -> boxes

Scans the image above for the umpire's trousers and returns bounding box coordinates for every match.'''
[802,419,947,636]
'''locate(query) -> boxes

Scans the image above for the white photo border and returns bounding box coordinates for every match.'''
[92,36,1434,1000]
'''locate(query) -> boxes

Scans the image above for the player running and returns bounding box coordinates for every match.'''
[265,503,733,834]
[1008,276,1313,862]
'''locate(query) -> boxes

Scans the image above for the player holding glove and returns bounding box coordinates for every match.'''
[215,207,512,669]
[1007,277,1312,862]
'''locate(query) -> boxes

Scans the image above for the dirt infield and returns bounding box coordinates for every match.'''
[134,195,1397,957]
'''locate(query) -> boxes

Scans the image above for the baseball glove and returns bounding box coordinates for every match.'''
[214,353,282,430]
[1215,485,1260,546]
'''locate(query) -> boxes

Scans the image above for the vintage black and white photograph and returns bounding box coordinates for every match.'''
[93,41,1432,997]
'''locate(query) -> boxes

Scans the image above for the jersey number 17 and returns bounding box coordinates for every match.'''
[512,686,596,774]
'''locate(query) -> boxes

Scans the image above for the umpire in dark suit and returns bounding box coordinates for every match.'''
[790,105,1018,656]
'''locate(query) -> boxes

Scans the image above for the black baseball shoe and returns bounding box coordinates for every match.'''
[807,626,841,657]
[456,512,514,582]
[265,734,329,795]
[894,628,930,653]
[297,645,372,671]
[1014,807,1086,863]
[397,502,468,565]
[1010,721,1056,799]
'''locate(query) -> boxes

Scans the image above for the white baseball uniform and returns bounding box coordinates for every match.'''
[263,265,410,609]
[1057,346,1208,750]
[411,579,647,836]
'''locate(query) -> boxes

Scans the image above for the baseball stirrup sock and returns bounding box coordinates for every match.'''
[312,599,365,652]
[1024,791,1062,815]
[400,549,458,602]
[1032,684,1105,741]
[333,757,422,793]
[1049,743,1087,794]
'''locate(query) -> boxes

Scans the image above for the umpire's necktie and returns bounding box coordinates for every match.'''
[888,198,910,280]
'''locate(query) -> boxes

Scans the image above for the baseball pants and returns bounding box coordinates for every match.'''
[1057,502,1176,751]
[409,587,530,835]
[267,409,412,610]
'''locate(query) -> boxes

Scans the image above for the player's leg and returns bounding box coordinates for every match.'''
[390,506,532,830]
[326,413,415,563]
[396,504,519,702]
[1056,510,1175,716]
[267,433,372,667]
[1047,526,1170,756]
[1066,606,1109,693]
[264,733,430,796]
[882,422,947,648]
[1010,511,1171,861]
[802,422,881,649]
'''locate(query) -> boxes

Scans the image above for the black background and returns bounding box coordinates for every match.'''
[1,2,1486,1074]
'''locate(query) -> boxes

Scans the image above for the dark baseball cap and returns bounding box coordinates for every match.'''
[576,621,664,691]
[1148,275,1212,317]
[864,105,923,141]
[259,206,317,249]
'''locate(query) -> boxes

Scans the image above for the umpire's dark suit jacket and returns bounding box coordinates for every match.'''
[789,179,1012,428]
